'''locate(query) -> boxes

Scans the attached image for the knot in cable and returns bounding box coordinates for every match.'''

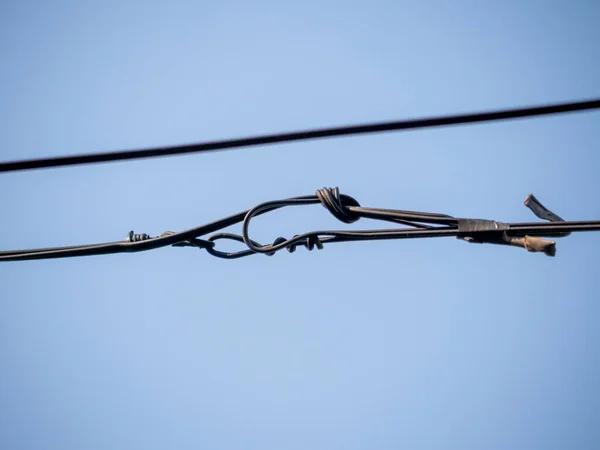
[316,187,361,224]
[126,230,151,242]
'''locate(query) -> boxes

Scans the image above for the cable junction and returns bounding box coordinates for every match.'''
[1,187,599,262]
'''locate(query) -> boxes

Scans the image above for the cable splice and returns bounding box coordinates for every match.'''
[1,187,599,262]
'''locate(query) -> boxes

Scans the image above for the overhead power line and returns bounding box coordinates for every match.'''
[1,98,599,173]
[1,187,599,262]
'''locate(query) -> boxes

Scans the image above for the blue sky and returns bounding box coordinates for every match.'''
[1,1,599,449]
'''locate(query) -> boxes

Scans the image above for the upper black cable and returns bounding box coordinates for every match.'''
[1,98,599,173]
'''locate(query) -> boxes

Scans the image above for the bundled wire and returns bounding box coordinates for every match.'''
[1,187,599,262]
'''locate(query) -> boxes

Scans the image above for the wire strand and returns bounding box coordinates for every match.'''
[2,98,599,173]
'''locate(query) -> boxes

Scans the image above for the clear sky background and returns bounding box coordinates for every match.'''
[1,1,599,449]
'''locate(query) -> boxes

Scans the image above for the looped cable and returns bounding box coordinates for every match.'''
[4,186,596,262]
[316,187,361,224]
[205,233,259,259]
[269,237,288,256]
[241,187,361,255]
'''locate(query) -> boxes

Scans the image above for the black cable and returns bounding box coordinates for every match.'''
[508,221,600,234]
[2,98,599,173]
[0,188,454,261]
[2,187,600,262]
[0,191,338,261]
[0,202,280,261]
